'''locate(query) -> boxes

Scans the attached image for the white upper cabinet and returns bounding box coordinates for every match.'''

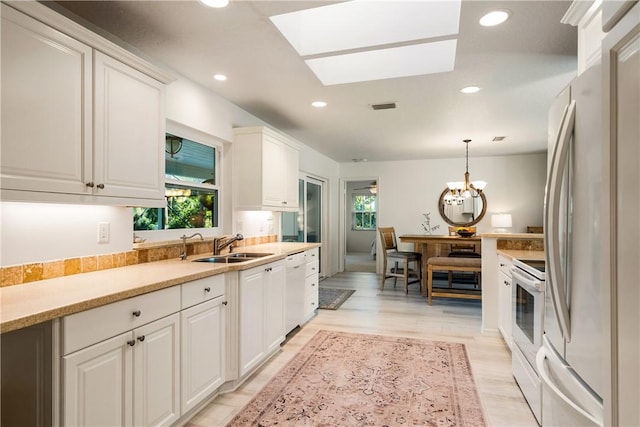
[93,52,165,201]
[562,0,605,75]
[233,127,300,211]
[1,4,92,196]
[0,3,172,207]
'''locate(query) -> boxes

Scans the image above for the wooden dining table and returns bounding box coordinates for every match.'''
[398,234,482,295]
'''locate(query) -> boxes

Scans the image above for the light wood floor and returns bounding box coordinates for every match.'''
[186,272,538,427]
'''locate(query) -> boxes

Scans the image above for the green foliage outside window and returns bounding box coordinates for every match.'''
[352,194,377,230]
[133,133,219,231]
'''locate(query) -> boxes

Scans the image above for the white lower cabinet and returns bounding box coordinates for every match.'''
[63,312,180,427]
[304,248,320,320]
[497,255,514,349]
[180,296,225,414]
[239,260,285,377]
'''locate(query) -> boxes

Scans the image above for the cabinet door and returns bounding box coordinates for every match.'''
[604,5,640,425]
[181,297,225,414]
[261,136,284,207]
[498,270,513,348]
[132,313,180,427]
[602,0,637,31]
[239,267,266,376]
[281,142,299,208]
[63,332,133,427]
[94,51,165,201]
[265,262,286,353]
[1,5,92,195]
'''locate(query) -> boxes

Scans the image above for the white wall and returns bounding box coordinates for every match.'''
[339,153,547,253]
[0,203,133,266]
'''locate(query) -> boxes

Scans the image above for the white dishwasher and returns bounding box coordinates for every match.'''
[285,251,306,334]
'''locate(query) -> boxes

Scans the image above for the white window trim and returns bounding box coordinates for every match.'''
[351,193,377,231]
[134,120,226,242]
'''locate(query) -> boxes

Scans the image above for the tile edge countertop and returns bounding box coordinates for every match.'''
[0,242,320,334]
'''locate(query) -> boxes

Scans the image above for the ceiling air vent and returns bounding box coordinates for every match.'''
[492,136,506,142]
[370,102,397,111]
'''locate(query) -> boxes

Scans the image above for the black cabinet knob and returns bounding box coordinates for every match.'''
[137,335,145,342]
[127,340,136,347]
[204,287,211,292]
[132,310,141,317]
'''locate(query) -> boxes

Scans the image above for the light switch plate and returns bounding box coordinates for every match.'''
[97,222,110,243]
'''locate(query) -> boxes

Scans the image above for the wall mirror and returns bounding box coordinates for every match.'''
[438,188,487,227]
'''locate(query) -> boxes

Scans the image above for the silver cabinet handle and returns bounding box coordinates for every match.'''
[132,310,141,317]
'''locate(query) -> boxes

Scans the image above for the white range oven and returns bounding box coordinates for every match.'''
[510,258,545,425]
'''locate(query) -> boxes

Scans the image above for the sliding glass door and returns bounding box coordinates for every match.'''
[282,175,324,274]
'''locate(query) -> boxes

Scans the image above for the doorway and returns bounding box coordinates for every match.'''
[281,174,327,277]
[342,179,378,273]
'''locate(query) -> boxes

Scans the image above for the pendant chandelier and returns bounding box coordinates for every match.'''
[444,139,487,205]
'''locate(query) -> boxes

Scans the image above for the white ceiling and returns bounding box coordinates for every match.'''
[51,0,578,162]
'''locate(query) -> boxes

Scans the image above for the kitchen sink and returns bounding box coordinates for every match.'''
[193,256,247,263]
[226,252,273,258]
[192,252,273,263]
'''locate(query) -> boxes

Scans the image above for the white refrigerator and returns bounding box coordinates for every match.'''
[537,64,604,426]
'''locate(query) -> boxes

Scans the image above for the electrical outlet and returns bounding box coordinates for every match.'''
[97,222,110,243]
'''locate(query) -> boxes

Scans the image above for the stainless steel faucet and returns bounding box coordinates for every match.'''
[180,232,204,260]
[213,233,244,255]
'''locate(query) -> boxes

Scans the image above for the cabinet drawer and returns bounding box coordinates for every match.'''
[306,259,319,277]
[304,275,319,313]
[304,275,318,298]
[63,286,180,355]
[305,248,319,264]
[181,274,224,309]
[498,255,513,277]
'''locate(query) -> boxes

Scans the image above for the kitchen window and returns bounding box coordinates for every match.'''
[352,194,377,231]
[134,133,220,231]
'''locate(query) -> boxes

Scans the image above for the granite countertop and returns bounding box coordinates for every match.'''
[481,233,544,239]
[0,242,319,334]
[497,249,545,261]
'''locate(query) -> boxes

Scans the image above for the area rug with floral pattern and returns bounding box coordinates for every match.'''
[227,330,486,426]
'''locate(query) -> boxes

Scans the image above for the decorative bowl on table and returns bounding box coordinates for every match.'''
[456,229,475,238]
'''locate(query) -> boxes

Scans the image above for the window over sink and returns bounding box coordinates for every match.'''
[134,132,220,231]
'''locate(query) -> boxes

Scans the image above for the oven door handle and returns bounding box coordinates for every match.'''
[510,266,544,293]
[544,99,575,342]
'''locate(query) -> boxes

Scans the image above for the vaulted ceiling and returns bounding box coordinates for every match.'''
[52,0,577,162]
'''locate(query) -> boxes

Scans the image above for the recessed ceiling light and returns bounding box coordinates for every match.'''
[213,74,227,81]
[479,10,510,27]
[460,86,481,94]
[311,101,327,108]
[200,0,229,8]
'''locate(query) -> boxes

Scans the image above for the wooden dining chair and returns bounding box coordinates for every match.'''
[446,226,480,288]
[378,227,422,293]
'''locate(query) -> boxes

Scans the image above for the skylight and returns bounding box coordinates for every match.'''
[305,40,457,86]
[270,1,461,56]
[269,0,461,85]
